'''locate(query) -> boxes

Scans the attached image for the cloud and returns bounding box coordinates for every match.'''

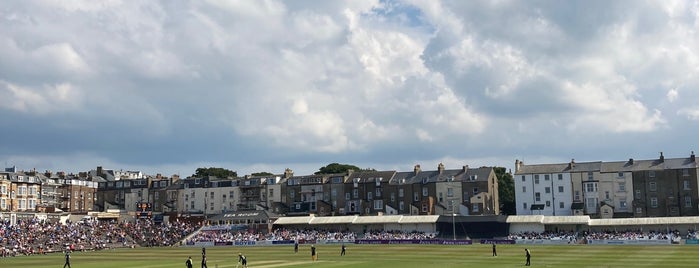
[1,0,699,177]
[667,88,678,102]
[678,107,699,120]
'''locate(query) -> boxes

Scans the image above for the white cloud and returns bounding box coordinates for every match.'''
[678,107,699,120]
[0,81,84,114]
[667,88,679,102]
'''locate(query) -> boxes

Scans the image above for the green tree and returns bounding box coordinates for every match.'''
[315,163,362,174]
[251,172,274,177]
[192,167,237,178]
[494,166,516,215]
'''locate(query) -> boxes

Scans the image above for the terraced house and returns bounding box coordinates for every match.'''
[514,152,699,218]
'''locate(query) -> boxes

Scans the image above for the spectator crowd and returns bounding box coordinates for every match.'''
[0,218,197,258]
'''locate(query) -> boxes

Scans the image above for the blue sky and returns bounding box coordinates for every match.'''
[1,0,698,177]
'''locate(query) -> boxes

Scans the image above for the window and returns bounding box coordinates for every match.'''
[683,169,690,177]
[649,182,657,192]
[558,174,563,180]
[472,204,479,212]
[399,201,404,211]
[28,199,36,209]
[473,188,479,195]
[585,183,597,193]
[310,202,316,211]
[546,201,551,207]
[521,176,526,182]
[290,191,296,199]
[269,189,274,197]
[545,174,550,181]
[353,189,359,198]
[586,198,597,209]
[535,192,541,202]
[390,192,395,202]
[190,201,195,209]
[649,171,656,177]
[618,172,624,178]
[650,197,658,208]
[398,189,404,197]
[154,192,159,200]
[195,178,201,184]
[523,202,527,209]
[0,186,5,194]
[558,186,564,193]
[422,187,428,197]
[367,192,373,200]
[587,172,593,181]
[229,191,234,200]
[635,189,641,198]
[447,188,454,197]
[422,203,428,212]
[545,187,551,194]
[376,188,381,197]
[534,175,540,184]
[447,201,454,212]
[559,202,565,209]
[522,186,527,193]
[605,191,610,200]
[684,181,690,190]
[636,207,642,214]
[618,182,626,192]
[345,193,350,200]
[414,192,419,201]
[210,202,214,211]
[685,196,692,208]
[438,192,443,202]
[620,201,627,208]
[0,199,4,209]
[374,200,383,209]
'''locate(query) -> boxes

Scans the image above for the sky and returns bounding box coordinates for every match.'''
[1,0,698,177]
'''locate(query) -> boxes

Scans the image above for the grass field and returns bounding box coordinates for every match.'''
[2,243,698,268]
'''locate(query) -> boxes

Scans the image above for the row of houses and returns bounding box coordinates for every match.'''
[515,152,699,218]
[0,164,500,218]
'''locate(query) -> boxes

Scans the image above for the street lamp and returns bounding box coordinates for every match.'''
[451,200,456,240]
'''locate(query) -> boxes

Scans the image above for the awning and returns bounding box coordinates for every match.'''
[209,211,270,221]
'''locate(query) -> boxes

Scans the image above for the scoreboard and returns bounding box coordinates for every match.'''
[137,202,153,218]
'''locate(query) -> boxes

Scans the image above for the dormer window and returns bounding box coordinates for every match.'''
[376,177,382,186]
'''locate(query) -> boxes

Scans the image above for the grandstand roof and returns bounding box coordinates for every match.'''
[309,215,357,225]
[589,216,699,226]
[353,215,403,224]
[542,216,590,224]
[273,216,313,225]
[399,215,440,224]
[505,215,544,223]
[274,215,440,225]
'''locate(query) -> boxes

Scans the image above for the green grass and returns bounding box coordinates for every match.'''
[2,243,699,268]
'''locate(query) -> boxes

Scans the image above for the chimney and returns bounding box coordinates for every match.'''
[692,151,696,162]
[438,163,445,174]
[568,159,575,169]
[659,152,665,162]
[414,164,421,174]
[97,166,103,177]
[44,170,52,177]
[514,160,521,173]
[463,165,469,173]
[628,158,634,165]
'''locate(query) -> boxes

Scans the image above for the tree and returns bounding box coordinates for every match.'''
[192,167,237,178]
[315,163,362,174]
[494,166,516,215]
[251,172,273,177]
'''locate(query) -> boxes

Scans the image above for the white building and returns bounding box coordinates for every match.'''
[514,160,574,216]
